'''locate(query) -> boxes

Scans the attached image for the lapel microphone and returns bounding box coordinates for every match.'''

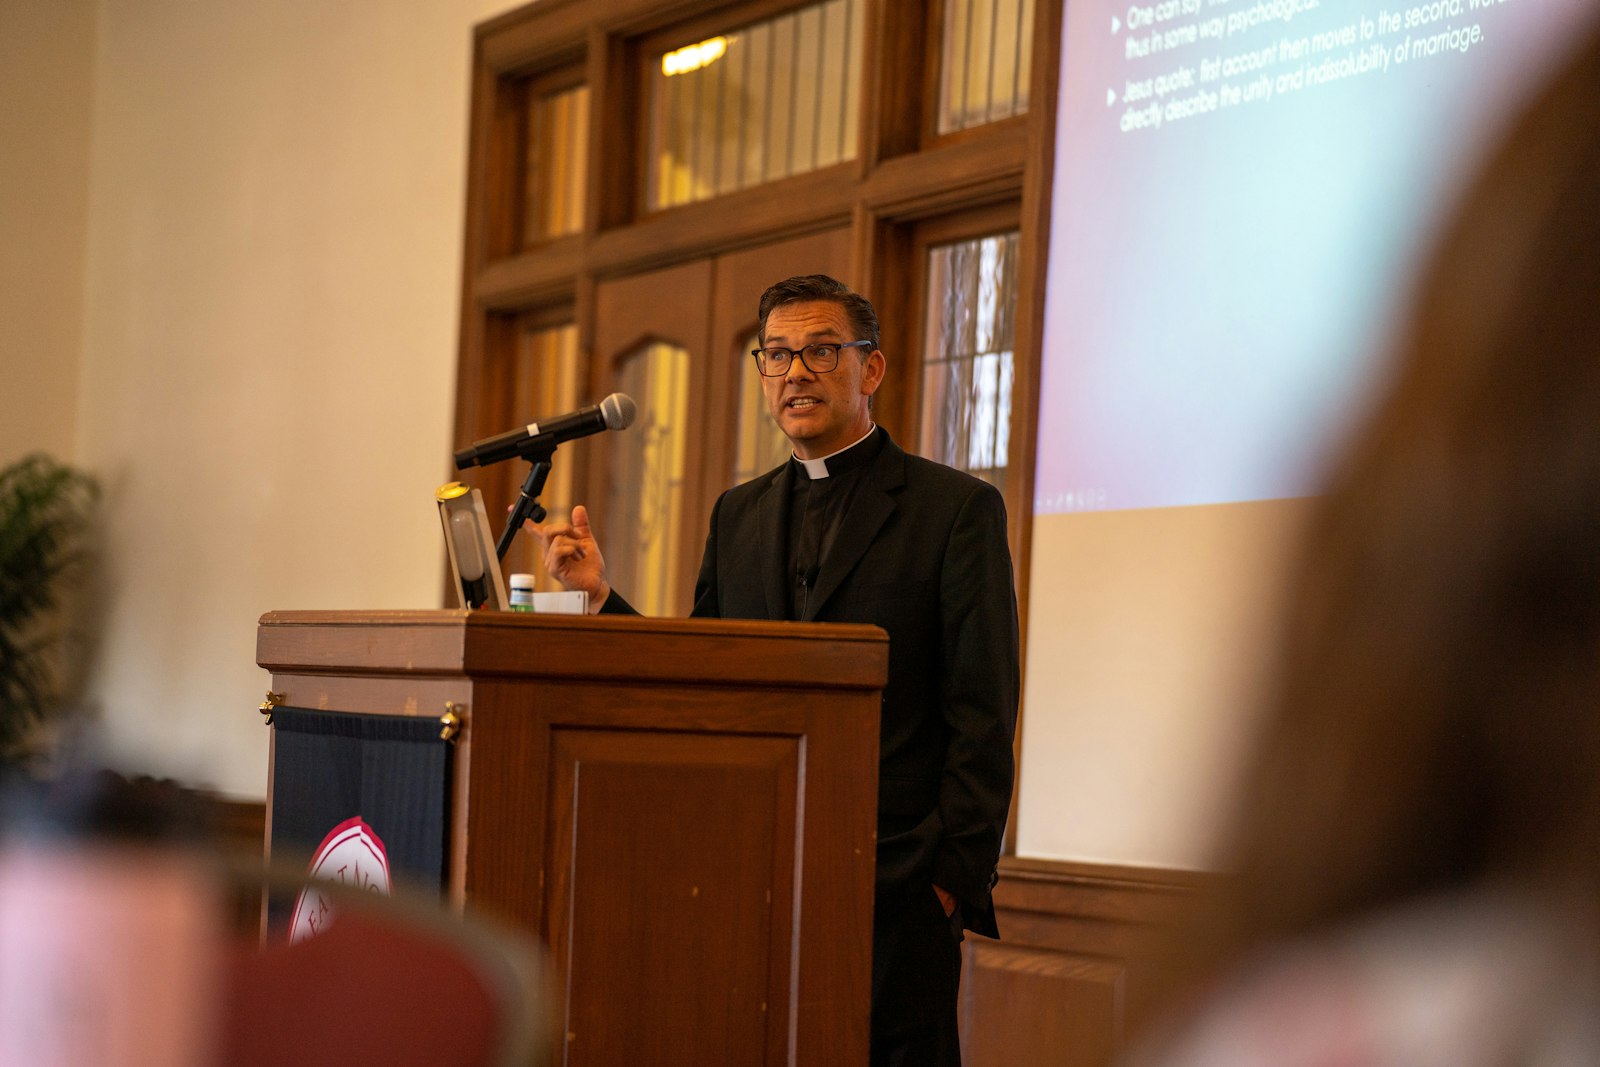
[798,563,821,618]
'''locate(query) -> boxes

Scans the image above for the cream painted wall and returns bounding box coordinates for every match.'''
[0,1,95,465]
[71,0,518,796]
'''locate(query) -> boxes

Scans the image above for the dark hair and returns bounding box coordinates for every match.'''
[1152,25,1600,1012]
[757,275,881,351]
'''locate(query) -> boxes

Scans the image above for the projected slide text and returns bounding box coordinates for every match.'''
[1034,0,1588,513]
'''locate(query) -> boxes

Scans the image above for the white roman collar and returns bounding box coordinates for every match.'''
[795,425,877,480]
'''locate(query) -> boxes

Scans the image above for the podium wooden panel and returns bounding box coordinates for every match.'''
[257,609,886,1067]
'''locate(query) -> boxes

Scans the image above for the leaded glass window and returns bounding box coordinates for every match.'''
[938,0,1035,134]
[647,0,863,210]
[919,231,1019,492]
[525,83,588,243]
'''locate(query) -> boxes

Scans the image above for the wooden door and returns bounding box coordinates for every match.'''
[589,228,852,615]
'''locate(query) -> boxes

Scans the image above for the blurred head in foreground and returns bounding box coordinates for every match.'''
[1135,26,1600,1066]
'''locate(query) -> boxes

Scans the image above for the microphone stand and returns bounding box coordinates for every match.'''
[496,444,556,561]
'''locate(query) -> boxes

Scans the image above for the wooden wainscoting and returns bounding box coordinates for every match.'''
[961,857,1211,1067]
[201,794,269,937]
[208,794,267,857]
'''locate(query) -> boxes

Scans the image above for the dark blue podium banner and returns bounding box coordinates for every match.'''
[269,707,450,939]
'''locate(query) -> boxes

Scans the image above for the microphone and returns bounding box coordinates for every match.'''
[797,563,821,618]
[454,393,637,469]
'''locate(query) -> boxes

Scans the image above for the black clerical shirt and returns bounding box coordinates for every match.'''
[785,426,885,619]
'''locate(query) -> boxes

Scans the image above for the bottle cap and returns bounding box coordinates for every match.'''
[508,573,536,590]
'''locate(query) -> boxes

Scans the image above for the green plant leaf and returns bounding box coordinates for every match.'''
[0,453,99,756]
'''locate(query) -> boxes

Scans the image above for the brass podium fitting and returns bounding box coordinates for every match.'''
[439,702,465,741]
[259,691,285,725]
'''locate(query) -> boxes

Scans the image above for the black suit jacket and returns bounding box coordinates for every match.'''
[607,430,1019,936]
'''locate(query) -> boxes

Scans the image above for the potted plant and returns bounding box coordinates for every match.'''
[0,453,98,763]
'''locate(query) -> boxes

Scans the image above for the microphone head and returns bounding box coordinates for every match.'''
[601,392,637,431]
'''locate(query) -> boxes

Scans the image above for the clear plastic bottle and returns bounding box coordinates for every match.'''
[508,573,537,612]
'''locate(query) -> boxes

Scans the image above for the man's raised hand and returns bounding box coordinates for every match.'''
[525,503,611,614]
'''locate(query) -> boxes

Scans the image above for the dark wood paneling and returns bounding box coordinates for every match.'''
[208,793,268,852]
[194,791,270,937]
[961,857,1210,1067]
[588,167,858,279]
[861,121,1028,221]
[474,238,583,309]
[478,0,588,73]
[550,730,798,1064]
[963,942,1123,1067]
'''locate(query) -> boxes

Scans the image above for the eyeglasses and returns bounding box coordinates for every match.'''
[750,340,872,377]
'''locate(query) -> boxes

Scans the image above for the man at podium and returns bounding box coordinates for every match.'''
[529,274,1020,1067]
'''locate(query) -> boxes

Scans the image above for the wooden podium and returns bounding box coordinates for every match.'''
[257,609,887,1066]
